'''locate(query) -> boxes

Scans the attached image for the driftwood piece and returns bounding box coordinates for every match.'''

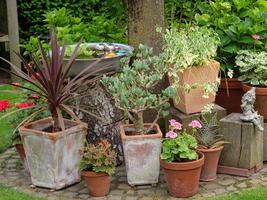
[219,113,263,171]
[77,82,124,164]
[165,105,226,130]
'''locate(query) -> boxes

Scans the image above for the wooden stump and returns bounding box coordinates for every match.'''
[218,113,263,176]
[165,105,227,131]
[77,82,124,164]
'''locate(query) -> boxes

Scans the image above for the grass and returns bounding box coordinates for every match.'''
[208,187,267,200]
[0,184,46,200]
[0,85,24,153]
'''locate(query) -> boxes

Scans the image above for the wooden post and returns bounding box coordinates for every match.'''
[218,113,263,177]
[127,0,164,54]
[6,0,20,82]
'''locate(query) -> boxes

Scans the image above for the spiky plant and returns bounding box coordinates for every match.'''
[0,32,111,132]
[196,113,228,149]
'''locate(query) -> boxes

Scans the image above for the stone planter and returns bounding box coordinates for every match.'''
[169,60,220,114]
[120,123,162,186]
[19,117,87,190]
[14,143,28,172]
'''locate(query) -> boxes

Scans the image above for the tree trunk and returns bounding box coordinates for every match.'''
[133,112,144,134]
[128,0,165,54]
[76,82,124,164]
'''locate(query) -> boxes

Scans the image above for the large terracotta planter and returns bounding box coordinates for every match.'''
[160,152,204,198]
[169,60,220,114]
[19,117,87,189]
[14,143,28,171]
[197,146,223,181]
[82,171,111,197]
[120,123,162,186]
[242,84,267,119]
[215,78,242,113]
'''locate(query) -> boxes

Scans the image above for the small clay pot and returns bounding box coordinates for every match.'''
[82,171,111,197]
[197,146,224,181]
[242,84,267,119]
[215,78,242,113]
[160,152,204,198]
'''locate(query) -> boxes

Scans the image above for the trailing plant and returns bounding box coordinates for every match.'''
[0,32,110,132]
[196,113,228,149]
[161,119,202,162]
[235,50,267,87]
[102,44,176,134]
[65,44,95,59]
[79,140,117,175]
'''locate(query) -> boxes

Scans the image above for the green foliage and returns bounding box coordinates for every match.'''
[65,44,95,59]
[163,26,219,74]
[18,1,127,44]
[79,140,117,175]
[102,44,176,134]
[235,50,267,86]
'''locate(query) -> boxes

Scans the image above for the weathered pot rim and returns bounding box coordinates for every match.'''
[219,78,242,89]
[160,152,204,170]
[197,145,224,153]
[82,171,109,177]
[120,123,162,140]
[242,83,267,96]
[19,117,88,139]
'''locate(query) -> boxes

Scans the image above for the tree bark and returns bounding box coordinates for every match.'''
[128,0,165,54]
[76,82,124,164]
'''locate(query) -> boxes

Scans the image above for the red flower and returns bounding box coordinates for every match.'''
[16,102,35,109]
[252,34,261,40]
[99,139,110,147]
[0,99,11,112]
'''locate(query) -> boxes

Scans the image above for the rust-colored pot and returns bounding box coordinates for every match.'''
[197,146,223,181]
[169,60,220,114]
[242,84,267,119]
[215,78,242,113]
[82,171,111,197]
[14,143,26,163]
[160,152,204,198]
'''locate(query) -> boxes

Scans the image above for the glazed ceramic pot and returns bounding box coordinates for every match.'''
[82,171,111,197]
[215,78,242,114]
[160,152,204,198]
[242,84,267,119]
[120,123,162,186]
[197,146,223,181]
[169,60,220,114]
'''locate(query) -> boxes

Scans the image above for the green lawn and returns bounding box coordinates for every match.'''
[0,85,23,153]
[209,187,267,200]
[0,185,45,200]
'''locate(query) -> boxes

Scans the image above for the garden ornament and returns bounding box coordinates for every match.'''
[240,87,264,131]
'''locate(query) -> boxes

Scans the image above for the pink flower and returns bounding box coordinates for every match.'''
[189,120,202,129]
[252,34,261,40]
[166,131,177,139]
[169,119,182,130]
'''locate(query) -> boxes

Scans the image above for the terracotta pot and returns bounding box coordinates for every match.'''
[19,117,87,189]
[14,143,29,171]
[120,123,162,186]
[197,146,223,181]
[215,78,242,113]
[242,84,267,119]
[82,171,111,197]
[160,152,204,198]
[169,60,220,114]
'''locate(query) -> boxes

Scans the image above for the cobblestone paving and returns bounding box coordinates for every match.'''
[1,148,267,200]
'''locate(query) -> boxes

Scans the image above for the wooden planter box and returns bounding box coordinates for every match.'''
[218,113,263,177]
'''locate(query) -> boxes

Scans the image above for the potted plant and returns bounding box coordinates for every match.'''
[80,140,117,197]
[163,26,220,114]
[0,32,110,189]
[196,113,227,181]
[102,44,176,185]
[160,119,204,198]
[235,50,267,119]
